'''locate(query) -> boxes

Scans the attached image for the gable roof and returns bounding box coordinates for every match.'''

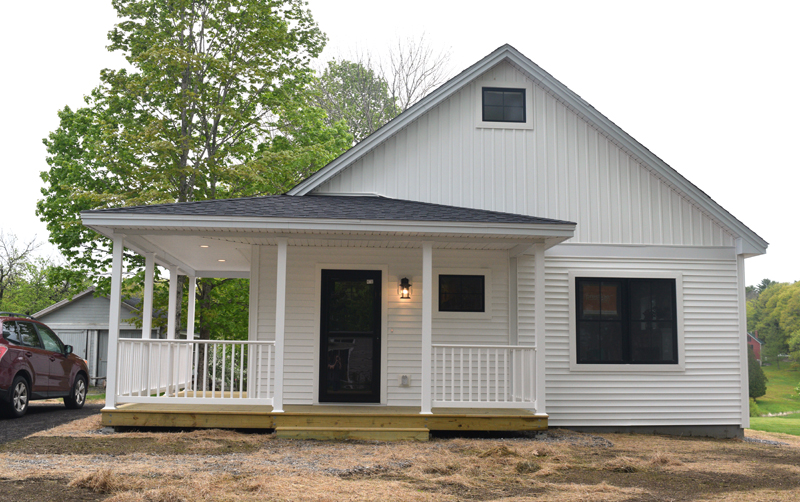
[87,194,574,226]
[33,287,137,319]
[287,44,767,256]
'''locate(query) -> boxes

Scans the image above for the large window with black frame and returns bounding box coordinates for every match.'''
[576,277,678,364]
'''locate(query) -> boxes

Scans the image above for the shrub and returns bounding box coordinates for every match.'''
[749,349,768,399]
[749,398,761,417]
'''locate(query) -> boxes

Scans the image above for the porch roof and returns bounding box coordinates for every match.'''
[81,195,575,278]
[84,194,573,226]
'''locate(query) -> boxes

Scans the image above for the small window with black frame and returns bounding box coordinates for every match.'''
[576,277,678,364]
[482,87,526,123]
[439,275,485,313]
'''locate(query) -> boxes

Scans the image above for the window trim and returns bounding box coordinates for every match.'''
[433,268,493,320]
[475,80,534,130]
[568,270,685,372]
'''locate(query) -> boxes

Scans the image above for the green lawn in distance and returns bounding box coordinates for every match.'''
[749,413,800,436]
[754,363,800,415]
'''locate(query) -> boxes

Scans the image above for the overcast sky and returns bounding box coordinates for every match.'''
[1,0,797,286]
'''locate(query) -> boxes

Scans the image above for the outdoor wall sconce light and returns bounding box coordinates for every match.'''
[399,277,412,299]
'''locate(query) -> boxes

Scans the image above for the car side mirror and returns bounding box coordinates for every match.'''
[64,345,73,355]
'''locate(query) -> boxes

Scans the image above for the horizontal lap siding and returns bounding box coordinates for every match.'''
[313,61,735,248]
[257,246,510,406]
[543,254,743,426]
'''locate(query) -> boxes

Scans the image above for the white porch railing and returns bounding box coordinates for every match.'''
[115,339,275,405]
[432,344,537,410]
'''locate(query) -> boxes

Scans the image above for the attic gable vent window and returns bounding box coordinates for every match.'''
[482,87,526,123]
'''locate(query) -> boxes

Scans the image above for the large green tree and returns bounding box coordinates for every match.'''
[38,0,351,336]
[312,59,400,143]
[747,281,800,367]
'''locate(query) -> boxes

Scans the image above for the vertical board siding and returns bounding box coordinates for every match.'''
[542,253,743,426]
[257,246,510,406]
[313,61,735,248]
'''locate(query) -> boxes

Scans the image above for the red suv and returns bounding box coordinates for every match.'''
[0,313,89,418]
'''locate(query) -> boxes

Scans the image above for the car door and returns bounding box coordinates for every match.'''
[15,321,51,396]
[36,324,71,395]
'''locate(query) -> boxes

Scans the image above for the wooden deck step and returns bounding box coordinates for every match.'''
[275,426,430,441]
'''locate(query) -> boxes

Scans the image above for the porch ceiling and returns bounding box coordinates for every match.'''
[117,228,549,278]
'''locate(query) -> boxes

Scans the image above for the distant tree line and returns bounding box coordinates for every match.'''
[747,279,800,367]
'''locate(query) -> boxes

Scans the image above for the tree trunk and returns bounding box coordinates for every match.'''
[197,279,214,390]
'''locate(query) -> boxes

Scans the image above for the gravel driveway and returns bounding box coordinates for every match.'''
[0,402,103,444]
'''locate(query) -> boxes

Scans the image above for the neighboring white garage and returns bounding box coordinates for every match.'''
[34,288,159,385]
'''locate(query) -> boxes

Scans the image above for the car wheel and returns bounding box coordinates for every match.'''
[64,374,87,409]
[5,375,30,418]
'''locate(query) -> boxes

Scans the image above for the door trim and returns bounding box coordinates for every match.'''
[313,263,388,405]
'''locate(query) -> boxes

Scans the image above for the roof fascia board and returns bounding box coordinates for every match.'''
[82,214,576,239]
[287,44,766,255]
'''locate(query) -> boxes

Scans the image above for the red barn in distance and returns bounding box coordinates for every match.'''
[747,332,763,364]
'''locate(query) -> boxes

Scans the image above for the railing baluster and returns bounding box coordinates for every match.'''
[459,348,464,402]
[432,346,437,402]
[494,349,499,402]
[239,343,245,398]
[449,347,454,402]
[221,343,226,397]
[203,343,209,398]
[263,345,269,399]
[156,343,163,397]
[212,343,217,396]
[503,349,508,402]
[468,348,472,402]
[193,343,199,399]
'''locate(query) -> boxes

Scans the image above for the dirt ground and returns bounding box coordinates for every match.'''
[0,415,799,502]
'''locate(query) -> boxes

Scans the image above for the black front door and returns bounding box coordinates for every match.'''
[319,269,381,403]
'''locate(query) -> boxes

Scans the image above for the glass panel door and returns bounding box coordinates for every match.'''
[319,270,381,403]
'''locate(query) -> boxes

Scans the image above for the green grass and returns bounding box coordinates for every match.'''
[86,393,105,401]
[753,363,800,415]
[749,413,800,436]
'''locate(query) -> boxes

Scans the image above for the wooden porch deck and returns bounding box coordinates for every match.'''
[101,403,547,441]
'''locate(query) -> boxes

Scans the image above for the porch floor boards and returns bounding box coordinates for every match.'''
[101,404,547,441]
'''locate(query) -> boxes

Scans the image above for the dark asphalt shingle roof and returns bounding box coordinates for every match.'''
[84,195,574,226]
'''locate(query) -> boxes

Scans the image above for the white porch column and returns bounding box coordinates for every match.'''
[247,245,261,398]
[103,234,125,410]
[533,242,547,415]
[420,241,433,415]
[273,238,288,413]
[186,276,196,341]
[167,265,179,340]
[141,253,155,339]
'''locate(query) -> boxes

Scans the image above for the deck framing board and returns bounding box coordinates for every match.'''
[101,404,547,433]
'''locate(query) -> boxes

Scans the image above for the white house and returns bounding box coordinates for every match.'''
[81,45,766,440]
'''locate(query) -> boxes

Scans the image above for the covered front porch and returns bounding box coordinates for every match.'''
[81,196,574,439]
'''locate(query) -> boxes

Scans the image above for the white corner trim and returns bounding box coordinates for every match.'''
[567,269,686,373]
[475,79,534,130]
[433,268,494,320]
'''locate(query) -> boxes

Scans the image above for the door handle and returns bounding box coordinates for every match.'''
[25,351,33,358]
[50,356,57,362]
